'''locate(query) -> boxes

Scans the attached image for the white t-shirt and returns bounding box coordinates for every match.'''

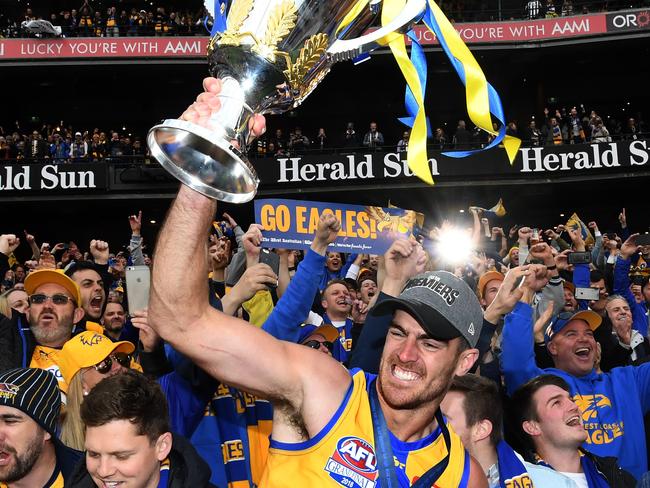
[559,471,588,488]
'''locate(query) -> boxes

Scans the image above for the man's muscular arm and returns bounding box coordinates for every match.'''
[149,78,350,440]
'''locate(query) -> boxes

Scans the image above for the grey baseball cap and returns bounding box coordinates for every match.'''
[371,271,483,347]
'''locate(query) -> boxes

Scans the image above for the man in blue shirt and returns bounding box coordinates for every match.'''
[494,265,650,479]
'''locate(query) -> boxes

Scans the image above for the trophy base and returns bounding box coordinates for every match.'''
[147,119,259,203]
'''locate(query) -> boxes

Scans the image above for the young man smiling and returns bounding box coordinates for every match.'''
[69,370,214,488]
[512,375,635,487]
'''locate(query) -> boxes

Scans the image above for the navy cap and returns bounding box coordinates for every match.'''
[544,310,602,343]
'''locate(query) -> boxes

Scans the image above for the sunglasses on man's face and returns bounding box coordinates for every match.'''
[303,339,334,352]
[29,293,74,306]
[93,352,131,374]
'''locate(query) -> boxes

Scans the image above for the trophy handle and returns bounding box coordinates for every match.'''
[326,0,426,60]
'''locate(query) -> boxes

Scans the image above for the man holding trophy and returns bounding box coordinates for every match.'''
[147,0,521,485]
[150,77,488,487]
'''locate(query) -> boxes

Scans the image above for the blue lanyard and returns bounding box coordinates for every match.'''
[368,378,451,488]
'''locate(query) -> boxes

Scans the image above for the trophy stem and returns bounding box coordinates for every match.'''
[208,77,255,154]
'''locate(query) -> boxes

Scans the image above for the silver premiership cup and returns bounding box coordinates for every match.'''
[147,0,426,203]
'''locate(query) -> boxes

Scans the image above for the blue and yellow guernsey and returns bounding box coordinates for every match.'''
[261,369,470,488]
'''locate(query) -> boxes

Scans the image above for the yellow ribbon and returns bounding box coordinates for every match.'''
[335,0,372,38]
[425,0,521,162]
[335,0,521,186]
[381,0,433,184]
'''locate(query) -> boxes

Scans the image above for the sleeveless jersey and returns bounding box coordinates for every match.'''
[261,369,469,488]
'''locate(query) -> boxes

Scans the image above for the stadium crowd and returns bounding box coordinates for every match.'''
[1,81,650,488]
[1,0,647,38]
[1,188,650,487]
[0,103,646,164]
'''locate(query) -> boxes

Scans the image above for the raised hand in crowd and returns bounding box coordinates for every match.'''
[222,263,278,316]
[243,223,264,268]
[36,250,56,270]
[311,211,341,254]
[618,207,627,228]
[130,308,160,353]
[209,235,231,271]
[222,212,237,230]
[533,300,555,343]
[23,229,40,260]
[484,265,536,323]
[619,233,641,259]
[351,299,369,324]
[588,220,600,234]
[529,242,559,277]
[129,210,143,236]
[381,238,427,296]
[0,234,20,256]
[90,238,109,264]
[554,249,571,271]
[567,224,585,251]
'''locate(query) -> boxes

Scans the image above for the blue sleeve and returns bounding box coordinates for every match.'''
[157,371,211,438]
[614,257,647,337]
[261,249,325,343]
[349,292,393,373]
[634,363,650,414]
[340,253,358,278]
[501,302,544,396]
[573,263,590,310]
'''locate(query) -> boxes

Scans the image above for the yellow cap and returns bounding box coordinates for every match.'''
[477,271,505,299]
[58,331,135,386]
[24,269,81,307]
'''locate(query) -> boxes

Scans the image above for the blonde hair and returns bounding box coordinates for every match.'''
[0,293,10,318]
[60,371,87,451]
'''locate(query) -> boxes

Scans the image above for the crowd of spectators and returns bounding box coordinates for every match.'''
[0,104,646,165]
[0,123,149,163]
[0,1,208,39]
[2,186,650,486]
[0,0,647,39]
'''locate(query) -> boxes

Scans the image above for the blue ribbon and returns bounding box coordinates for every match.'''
[206,0,228,36]
[421,5,508,158]
[397,30,432,138]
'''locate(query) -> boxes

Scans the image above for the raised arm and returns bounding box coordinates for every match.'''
[485,265,545,395]
[149,78,350,436]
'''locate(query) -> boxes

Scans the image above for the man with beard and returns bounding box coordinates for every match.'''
[100,302,128,342]
[151,158,486,488]
[0,368,81,487]
[0,269,84,395]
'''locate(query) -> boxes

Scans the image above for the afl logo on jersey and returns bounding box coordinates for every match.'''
[325,436,378,488]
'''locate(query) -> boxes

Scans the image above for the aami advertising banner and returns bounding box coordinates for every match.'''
[1,9,648,60]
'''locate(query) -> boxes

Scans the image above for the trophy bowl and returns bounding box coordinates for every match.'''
[148,0,425,203]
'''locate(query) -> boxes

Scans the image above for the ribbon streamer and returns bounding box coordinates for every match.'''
[421,1,521,163]
[206,0,229,36]
[335,0,521,185]
[397,30,432,139]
